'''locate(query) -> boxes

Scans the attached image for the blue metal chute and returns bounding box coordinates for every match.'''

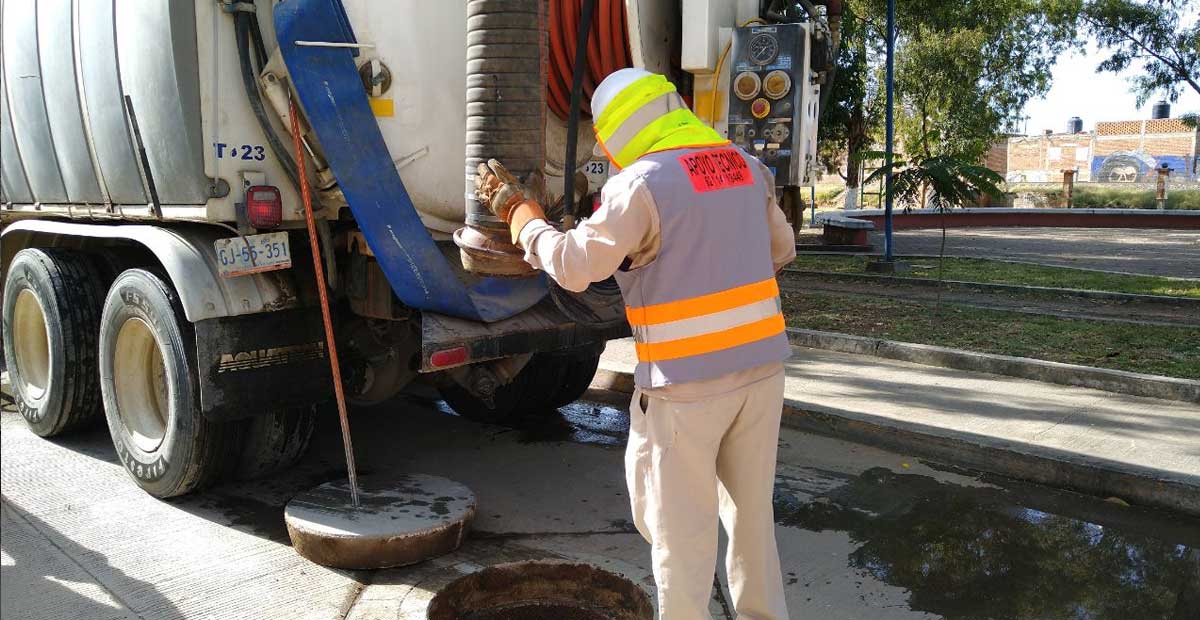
[274,0,547,322]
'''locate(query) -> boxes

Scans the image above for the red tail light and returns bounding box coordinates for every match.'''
[429,346,469,368]
[246,185,283,228]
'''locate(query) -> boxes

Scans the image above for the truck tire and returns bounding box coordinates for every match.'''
[235,405,316,480]
[99,269,239,497]
[544,347,603,409]
[438,356,566,425]
[2,249,105,437]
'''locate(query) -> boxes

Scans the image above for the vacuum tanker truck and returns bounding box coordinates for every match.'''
[1,0,835,497]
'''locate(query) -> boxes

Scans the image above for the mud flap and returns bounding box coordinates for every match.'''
[195,308,332,421]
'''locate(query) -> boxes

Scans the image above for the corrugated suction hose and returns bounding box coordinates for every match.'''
[458,0,547,276]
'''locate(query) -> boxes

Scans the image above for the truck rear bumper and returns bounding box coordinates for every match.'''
[419,298,630,373]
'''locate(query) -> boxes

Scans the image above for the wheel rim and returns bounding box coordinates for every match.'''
[113,318,169,452]
[12,289,51,401]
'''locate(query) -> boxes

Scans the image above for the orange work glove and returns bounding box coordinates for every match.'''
[474,159,547,247]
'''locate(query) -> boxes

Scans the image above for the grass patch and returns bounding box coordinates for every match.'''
[790,255,1200,298]
[783,292,1200,379]
[1010,186,1200,210]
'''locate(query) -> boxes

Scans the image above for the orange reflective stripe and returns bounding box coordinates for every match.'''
[625,277,780,327]
[634,314,785,362]
[593,127,622,171]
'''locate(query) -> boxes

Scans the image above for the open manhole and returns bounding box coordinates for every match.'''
[427,561,654,620]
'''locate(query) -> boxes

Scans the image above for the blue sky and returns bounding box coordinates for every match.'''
[1021,43,1200,134]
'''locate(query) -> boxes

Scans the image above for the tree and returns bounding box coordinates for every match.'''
[817,1,882,208]
[864,142,1004,287]
[884,0,1077,162]
[1081,0,1200,104]
[863,140,1005,212]
[817,0,1077,201]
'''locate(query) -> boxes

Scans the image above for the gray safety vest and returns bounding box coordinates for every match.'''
[612,146,791,388]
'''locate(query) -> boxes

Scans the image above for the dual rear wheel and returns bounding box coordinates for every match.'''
[2,249,314,497]
[437,345,604,425]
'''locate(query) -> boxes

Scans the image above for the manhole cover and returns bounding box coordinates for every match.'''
[285,473,475,569]
[427,561,653,620]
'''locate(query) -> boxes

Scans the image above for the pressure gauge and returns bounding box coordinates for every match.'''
[763,70,791,99]
[748,33,779,66]
[733,71,762,100]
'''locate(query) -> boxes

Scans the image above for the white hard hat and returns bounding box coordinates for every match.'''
[591,68,654,157]
[591,67,654,123]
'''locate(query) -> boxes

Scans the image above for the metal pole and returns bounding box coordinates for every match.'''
[1062,169,1075,208]
[883,0,895,262]
[810,184,817,227]
[1156,165,1169,209]
[289,97,360,507]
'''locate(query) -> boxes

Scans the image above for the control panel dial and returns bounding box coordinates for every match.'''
[763,70,792,99]
[748,33,779,66]
[733,71,762,101]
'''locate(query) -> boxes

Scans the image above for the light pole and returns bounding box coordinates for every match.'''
[868,0,904,272]
[883,0,895,262]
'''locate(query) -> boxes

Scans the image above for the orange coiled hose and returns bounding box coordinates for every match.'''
[547,0,632,120]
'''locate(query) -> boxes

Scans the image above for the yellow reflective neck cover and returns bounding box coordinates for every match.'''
[594,75,729,169]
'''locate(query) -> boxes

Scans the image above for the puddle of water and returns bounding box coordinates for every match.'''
[432,399,629,448]
[516,402,629,447]
[774,466,1200,620]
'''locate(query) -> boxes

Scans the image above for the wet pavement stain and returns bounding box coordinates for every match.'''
[432,399,630,447]
[513,402,629,447]
[194,493,291,544]
[774,467,1200,620]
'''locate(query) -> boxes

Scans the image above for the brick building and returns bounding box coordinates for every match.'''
[998,118,1199,184]
[1005,132,1097,182]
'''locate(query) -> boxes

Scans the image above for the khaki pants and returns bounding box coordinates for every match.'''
[625,371,788,620]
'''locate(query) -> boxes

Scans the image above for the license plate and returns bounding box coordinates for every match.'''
[215,232,292,278]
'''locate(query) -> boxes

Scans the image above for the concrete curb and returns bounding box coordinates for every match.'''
[790,250,1200,281]
[589,362,1200,516]
[777,400,1200,516]
[785,328,1200,403]
[782,269,1200,308]
[828,207,1200,231]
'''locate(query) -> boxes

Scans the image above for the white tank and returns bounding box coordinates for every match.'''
[0,0,707,231]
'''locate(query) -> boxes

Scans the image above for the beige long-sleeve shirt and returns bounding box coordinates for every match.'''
[518,157,797,402]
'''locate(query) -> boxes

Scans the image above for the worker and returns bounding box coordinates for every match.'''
[475,67,796,619]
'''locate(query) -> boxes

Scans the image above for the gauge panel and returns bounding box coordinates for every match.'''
[724,24,810,187]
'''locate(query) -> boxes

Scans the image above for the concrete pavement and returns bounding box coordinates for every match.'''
[4,381,1198,618]
[1,395,945,619]
[597,338,1200,514]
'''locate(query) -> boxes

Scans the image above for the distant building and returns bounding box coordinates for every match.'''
[997,117,1199,184]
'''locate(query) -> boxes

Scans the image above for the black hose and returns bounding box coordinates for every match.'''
[549,0,625,329]
[563,0,596,221]
[236,11,301,190]
[249,13,269,69]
